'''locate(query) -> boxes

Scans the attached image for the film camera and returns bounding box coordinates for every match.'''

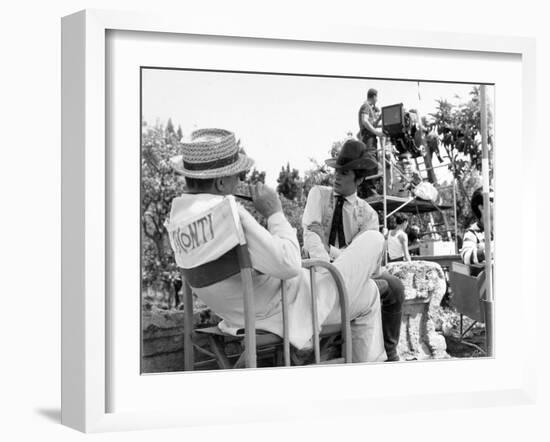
[381,103,424,158]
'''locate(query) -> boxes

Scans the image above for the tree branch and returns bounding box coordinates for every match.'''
[142,217,156,240]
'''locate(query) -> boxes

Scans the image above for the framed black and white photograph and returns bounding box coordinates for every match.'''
[61,9,537,433]
[140,67,495,373]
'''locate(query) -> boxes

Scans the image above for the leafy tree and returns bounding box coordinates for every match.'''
[237,194,305,250]
[244,168,266,185]
[428,86,493,201]
[176,125,183,141]
[280,195,305,250]
[276,162,302,201]
[438,165,483,232]
[165,118,175,136]
[303,159,334,197]
[302,139,346,197]
[141,121,184,294]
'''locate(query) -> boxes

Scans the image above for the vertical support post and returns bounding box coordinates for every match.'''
[237,245,257,368]
[480,85,494,357]
[453,180,459,254]
[281,281,291,366]
[382,140,388,266]
[310,268,321,364]
[183,281,194,371]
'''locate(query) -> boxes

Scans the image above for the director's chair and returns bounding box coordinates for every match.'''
[165,196,352,370]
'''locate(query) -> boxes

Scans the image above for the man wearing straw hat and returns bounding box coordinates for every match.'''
[166,128,387,362]
[302,138,405,361]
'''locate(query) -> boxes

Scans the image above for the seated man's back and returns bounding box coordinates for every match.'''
[168,192,322,349]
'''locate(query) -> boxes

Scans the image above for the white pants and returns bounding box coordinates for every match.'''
[321,230,387,363]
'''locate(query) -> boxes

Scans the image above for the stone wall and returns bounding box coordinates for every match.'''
[141,306,220,373]
[385,260,450,361]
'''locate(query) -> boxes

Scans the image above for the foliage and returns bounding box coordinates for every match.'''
[428,86,493,201]
[301,140,344,197]
[303,159,334,197]
[237,184,305,247]
[280,195,305,248]
[244,168,266,185]
[141,120,309,289]
[165,118,175,136]
[141,122,185,291]
[276,162,303,201]
[438,165,482,231]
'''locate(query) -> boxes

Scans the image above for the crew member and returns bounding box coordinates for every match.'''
[387,213,412,263]
[358,88,384,157]
[461,187,493,265]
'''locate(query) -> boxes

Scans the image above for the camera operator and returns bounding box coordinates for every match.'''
[358,88,384,158]
[357,88,385,197]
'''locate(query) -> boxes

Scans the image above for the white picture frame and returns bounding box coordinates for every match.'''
[61,9,537,433]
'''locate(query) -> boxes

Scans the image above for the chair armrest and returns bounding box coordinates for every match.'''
[301,259,348,301]
[301,259,352,363]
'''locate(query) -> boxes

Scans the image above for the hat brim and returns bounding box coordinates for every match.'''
[325,156,378,171]
[170,153,255,179]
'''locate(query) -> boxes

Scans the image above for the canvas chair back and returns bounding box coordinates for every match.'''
[166,196,245,271]
[449,261,486,323]
[165,196,258,368]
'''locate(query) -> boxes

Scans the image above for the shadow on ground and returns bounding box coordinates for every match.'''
[35,408,61,423]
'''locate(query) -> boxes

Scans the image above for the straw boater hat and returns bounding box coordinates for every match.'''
[325,139,378,171]
[171,128,254,179]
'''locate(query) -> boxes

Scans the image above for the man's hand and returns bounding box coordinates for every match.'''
[250,182,283,219]
[307,222,330,253]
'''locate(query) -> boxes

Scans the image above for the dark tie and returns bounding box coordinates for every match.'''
[329,196,346,248]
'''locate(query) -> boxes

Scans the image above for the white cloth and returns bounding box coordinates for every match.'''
[165,196,245,269]
[387,230,408,260]
[302,185,379,262]
[167,193,386,361]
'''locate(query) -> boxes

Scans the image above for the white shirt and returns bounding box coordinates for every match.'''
[302,185,379,261]
[387,229,408,260]
[460,222,488,265]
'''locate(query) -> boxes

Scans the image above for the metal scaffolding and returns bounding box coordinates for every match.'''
[365,84,493,356]
[366,146,459,252]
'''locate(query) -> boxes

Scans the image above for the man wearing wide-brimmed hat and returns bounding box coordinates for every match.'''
[167,129,386,362]
[302,138,405,361]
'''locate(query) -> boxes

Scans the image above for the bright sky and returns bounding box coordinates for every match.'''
[142,69,493,187]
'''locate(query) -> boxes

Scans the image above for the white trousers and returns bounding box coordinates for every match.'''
[321,230,387,363]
